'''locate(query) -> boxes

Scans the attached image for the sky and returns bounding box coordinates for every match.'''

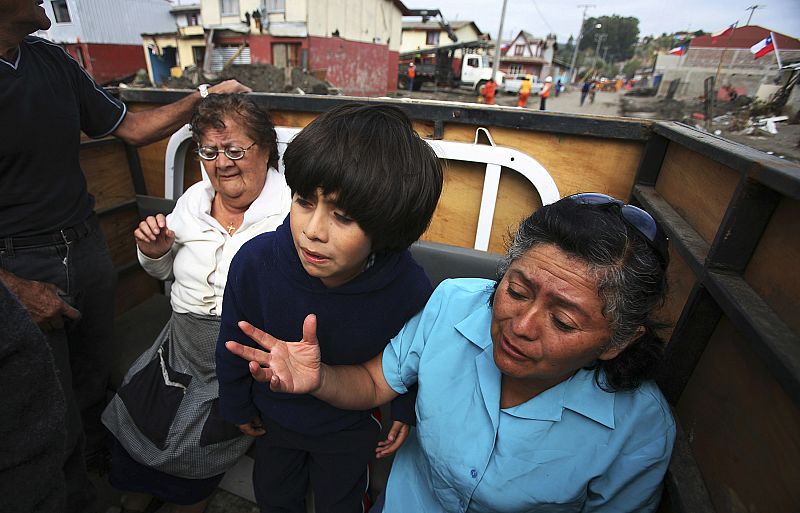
[414,0,800,43]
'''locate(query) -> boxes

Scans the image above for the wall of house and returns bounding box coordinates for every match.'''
[64,43,148,84]
[655,48,800,99]
[40,0,173,44]
[400,24,482,53]
[306,0,401,50]
[308,36,392,95]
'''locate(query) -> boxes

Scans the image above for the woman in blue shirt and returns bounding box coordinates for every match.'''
[225,193,676,512]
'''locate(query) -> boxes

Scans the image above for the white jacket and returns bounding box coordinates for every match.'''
[137,168,291,316]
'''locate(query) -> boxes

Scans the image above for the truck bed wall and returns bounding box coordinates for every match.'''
[89,90,800,513]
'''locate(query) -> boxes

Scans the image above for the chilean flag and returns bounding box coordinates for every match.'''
[669,46,687,55]
[750,35,775,59]
[711,23,736,43]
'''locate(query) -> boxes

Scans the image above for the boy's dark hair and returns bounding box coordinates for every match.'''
[190,93,279,170]
[282,103,443,253]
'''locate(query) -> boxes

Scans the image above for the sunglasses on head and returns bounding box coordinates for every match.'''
[568,192,670,267]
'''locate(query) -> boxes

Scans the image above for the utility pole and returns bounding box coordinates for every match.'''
[591,33,607,77]
[490,0,509,83]
[745,5,764,26]
[568,4,595,83]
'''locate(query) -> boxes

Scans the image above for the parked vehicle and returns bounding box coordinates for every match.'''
[398,40,505,92]
[503,74,543,95]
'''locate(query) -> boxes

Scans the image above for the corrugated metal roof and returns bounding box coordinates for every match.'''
[691,25,800,50]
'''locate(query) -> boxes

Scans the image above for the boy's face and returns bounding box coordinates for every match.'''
[290,189,372,288]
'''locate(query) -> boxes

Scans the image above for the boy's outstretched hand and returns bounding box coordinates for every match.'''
[376,420,410,459]
[225,314,322,394]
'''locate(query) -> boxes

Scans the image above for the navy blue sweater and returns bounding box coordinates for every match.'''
[216,215,431,436]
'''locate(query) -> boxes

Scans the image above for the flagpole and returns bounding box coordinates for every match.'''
[771,32,783,69]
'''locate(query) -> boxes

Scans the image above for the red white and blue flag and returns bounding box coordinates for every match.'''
[669,46,687,56]
[750,35,775,59]
[711,23,736,43]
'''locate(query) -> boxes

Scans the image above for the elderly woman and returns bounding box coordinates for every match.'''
[226,193,676,512]
[102,94,291,513]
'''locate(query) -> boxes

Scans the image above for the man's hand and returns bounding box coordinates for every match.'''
[134,214,175,259]
[208,79,252,95]
[225,314,323,394]
[0,270,80,329]
[237,417,266,437]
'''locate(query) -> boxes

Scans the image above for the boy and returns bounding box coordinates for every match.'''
[215,104,443,512]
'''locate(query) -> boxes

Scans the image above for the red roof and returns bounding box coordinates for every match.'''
[691,25,800,50]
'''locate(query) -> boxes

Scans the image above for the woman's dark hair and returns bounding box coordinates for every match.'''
[495,196,669,391]
[190,93,279,170]
[282,103,443,253]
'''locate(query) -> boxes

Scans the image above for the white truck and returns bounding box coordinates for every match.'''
[399,41,505,92]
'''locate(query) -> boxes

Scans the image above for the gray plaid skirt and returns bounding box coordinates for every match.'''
[102,311,252,479]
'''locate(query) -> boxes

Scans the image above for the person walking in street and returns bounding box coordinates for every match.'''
[580,80,591,106]
[555,78,562,97]
[517,75,532,108]
[407,62,416,94]
[481,79,498,105]
[539,76,553,111]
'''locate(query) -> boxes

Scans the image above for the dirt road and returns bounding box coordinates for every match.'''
[396,86,623,117]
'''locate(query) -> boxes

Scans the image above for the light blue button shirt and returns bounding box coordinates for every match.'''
[382,278,675,513]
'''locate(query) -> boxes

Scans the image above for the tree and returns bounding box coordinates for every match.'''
[579,15,640,62]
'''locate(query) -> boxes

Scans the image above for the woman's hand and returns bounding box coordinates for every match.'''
[375,420,410,459]
[225,314,323,394]
[134,214,175,259]
[237,417,266,437]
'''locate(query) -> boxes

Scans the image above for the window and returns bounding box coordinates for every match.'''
[220,0,239,16]
[272,43,301,68]
[187,14,199,26]
[51,0,71,23]
[426,31,439,46]
[265,0,285,13]
[514,45,524,56]
[509,64,523,74]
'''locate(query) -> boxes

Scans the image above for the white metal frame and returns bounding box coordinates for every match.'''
[164,124,559,251]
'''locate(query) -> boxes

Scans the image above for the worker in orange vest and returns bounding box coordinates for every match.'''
[407,62,416,93]
[480,79,497,105]
[539,76,553,111]
[517,75,532,108]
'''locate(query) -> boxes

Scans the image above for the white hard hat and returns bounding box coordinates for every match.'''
[545,76,553,82]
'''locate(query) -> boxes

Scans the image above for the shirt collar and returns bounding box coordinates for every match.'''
[454,295,616,429]
[0,45,21,70]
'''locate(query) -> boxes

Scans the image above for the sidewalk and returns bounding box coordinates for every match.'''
[494,88,622,117]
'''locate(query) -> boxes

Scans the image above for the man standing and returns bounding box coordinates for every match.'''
[407,62,416,93]
[0,1,249,511]
[481,79,498,105]
[580,79,591,106]
[517,75,532,108]
[539,76,553,110]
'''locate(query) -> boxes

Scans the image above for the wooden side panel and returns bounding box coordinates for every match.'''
[677,317,800,513]
[115,265,161,316]
[660,247,696,339]
[441,124,645,201]
[423,160,483,249]
[81,142,136,211]
[655,144,739,246]
[98,205,139,269]
[137,139,169,198]
[270,111,317,129]
[743,197,800,334]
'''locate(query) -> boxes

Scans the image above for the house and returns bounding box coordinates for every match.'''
[654,25,800,99]
[499,30,557,80]
[164,0,410,96]
[35,0,175,85]
[400,20,483,53]
[142,3,205,85]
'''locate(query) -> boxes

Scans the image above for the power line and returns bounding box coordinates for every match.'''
[529,0,554,34]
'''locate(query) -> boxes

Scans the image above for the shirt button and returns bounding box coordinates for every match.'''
[470,468,478,478]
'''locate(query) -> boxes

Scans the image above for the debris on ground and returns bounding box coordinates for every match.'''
[153,64,333,95]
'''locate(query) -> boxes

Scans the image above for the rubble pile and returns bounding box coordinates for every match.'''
[159,64,332,95]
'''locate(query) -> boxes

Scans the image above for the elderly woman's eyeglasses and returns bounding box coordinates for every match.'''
[569,192,669,266]
[197,141,256,161]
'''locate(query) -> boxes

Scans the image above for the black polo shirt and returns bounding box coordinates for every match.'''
[0,36,126,237]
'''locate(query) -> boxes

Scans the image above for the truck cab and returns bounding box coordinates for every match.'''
[460,54,505,91]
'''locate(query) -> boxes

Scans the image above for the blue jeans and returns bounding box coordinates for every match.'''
[0,213,115,513]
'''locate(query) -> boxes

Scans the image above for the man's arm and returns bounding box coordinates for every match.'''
[112,80,251,147]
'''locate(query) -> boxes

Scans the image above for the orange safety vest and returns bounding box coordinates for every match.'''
[408,66,416,79]
[541,82,552,98]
